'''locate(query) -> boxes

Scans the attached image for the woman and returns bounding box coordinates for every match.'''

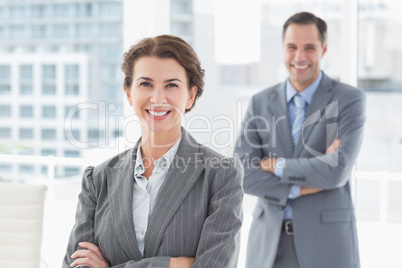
[63,35,243,268]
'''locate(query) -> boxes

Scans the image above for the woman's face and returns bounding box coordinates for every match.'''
[125,56,197,136]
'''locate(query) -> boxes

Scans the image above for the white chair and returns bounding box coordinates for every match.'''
[0,182,47,268]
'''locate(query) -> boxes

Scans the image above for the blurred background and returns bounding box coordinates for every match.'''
[0,0,401,267]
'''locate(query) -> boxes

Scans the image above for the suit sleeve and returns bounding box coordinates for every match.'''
[62,166,97,267]
[62,167,171,268]
[192,157,244,268]
[234,95,291,206]
[281,89,366,189]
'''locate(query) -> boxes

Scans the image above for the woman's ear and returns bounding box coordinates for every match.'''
[186,86,198,110]
[124,87,133,106]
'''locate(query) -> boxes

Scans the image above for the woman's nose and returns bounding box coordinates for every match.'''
[150,87,167,104]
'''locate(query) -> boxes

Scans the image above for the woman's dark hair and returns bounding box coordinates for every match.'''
[121,35,205,113]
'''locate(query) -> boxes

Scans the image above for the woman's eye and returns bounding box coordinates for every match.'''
[140,81,151,87]
[166,83,178,88]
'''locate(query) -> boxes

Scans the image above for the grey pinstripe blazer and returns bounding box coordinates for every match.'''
[62,129,244,268]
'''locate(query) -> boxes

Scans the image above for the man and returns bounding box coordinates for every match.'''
[234,12,365,268]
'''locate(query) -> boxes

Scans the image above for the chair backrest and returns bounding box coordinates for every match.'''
[0,182,47,268]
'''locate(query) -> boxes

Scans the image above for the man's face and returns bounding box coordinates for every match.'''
[283,23,327,92]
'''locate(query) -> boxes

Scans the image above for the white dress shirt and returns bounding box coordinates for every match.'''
[132,138,181,256]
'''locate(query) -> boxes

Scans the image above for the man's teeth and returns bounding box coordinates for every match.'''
[294,64,308,69]
[149,110,169,116]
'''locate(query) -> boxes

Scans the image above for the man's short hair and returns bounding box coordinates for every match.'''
[282,12,327,45]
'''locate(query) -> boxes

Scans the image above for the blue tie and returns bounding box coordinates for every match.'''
[283,94,307,221]
[291,94,306,149]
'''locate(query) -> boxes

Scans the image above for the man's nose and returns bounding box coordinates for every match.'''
[294,49,306,62]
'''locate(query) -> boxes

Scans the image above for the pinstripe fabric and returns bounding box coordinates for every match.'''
[62,128,244,268]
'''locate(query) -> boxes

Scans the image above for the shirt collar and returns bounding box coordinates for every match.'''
[134,137,182,174]
[286,71,323,104]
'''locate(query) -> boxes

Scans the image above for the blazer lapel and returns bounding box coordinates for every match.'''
[144,129,205,257]
[294,73,334,156]
[106,144,143,260]
[270,82,294,157]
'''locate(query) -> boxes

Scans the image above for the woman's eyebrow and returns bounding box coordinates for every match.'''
[137,77,153,81]
[164,78,182,83]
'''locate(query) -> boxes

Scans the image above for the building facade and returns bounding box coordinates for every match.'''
[0,0,124,180]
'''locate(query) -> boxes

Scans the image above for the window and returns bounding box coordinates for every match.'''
[10,6,25,19]
[32,5,46,19]
[65,84,79,95]
[54,4,69,18]
[41,166,48,175]
[64,167,80,176]
[41,128,56,140]
[20,105,33,118]
[75,23,95,38]
[171,0,192,14]
[20,65,33,80]
[54,24,69,38]
[41,148,56,156]
[171,21,192,37]
[65,106,80,119]
[101,44,122,59]
[0,85,11,94]
[32,25,47,39]
[65,64,79,79]
[0,105,11,117]
[0,65,10,80]
[88,129,99,140]
[100,23,121,37]
[0,164,12,173]
[10,25,25,39]
[85,3,93,17]
[42,65,56,80]
[20,84,33,95]
[42,84,56,95]
[19,164,34,173]
[42,106,56,118]
[64,150,80,158]
[100,2,122,17]
[113,130,123,138]
[64,129,81,142]
[0,127,11,138]
[19,128,34,139]
[102,64,120,80]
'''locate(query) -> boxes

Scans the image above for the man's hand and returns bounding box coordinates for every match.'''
[259,158,277,174]
[300,186,322,196]
[70,242,110,268]
[300,139,342,196]
[326,139,341,154]
[168,257,196,268]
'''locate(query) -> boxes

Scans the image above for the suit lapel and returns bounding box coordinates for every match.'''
[270,82,294,157]
[294,73,334,156]
[144,129,205,257]
[106,144,143,260]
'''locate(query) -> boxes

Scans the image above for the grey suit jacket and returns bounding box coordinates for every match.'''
[234,72,365,268]
[63,129,244,268]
